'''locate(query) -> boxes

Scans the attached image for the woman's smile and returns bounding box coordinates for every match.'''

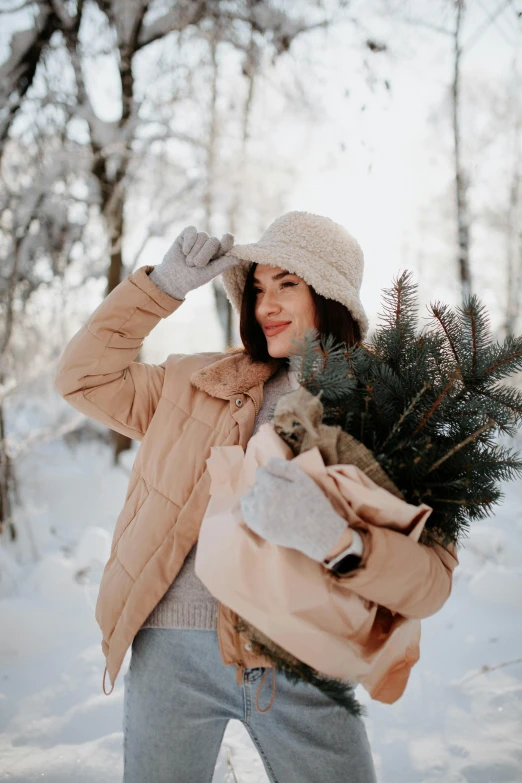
[264,321,291,336]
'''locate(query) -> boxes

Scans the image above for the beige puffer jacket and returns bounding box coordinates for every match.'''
[54,265,458,710]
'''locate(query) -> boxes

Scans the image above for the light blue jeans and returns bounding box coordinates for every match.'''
[123,627,377,783]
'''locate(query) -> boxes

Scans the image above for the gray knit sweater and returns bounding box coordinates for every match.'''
[140,362,300,630]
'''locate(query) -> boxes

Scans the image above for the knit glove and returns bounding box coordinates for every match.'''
[149,226,239,300]
[239,457,348,563]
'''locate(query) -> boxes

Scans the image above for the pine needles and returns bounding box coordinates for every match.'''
[287,271,522,548]
[232,618,364,717]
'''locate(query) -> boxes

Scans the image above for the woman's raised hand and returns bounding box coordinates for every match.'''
[149,226,239,300]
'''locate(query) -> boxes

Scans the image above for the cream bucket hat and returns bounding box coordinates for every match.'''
[220,210,369,340]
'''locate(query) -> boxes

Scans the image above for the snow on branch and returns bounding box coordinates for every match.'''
[0,23,47,103]
[47,0,76,30]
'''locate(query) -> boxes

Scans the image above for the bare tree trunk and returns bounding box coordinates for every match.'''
[88,21,143,461]
[104,186,133,462]
[505,161,521,335]
[0,188,45,537]
[219,30,259,348]
[106,191,125,296]
[452,0,472,303]
[505,85,522,335]
[201,22,235,349]
[0,400,16,540]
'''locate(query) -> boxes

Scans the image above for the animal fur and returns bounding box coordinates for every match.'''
[272,386,403,499]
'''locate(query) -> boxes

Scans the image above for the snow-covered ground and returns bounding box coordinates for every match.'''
[1,433,521,782]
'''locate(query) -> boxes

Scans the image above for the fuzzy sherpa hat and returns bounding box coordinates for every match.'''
[220,210,369,340]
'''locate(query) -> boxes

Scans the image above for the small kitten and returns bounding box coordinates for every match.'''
[273,386,403,499]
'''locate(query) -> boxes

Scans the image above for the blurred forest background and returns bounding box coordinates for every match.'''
[1,0,521,537]
[1,2,522,781]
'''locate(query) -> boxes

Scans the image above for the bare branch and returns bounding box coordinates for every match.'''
[47,0,76,30]
[0,5,60,159]
[462,0,514,54]
[137,1,208,49]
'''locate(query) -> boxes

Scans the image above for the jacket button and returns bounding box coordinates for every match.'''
[235,398,243,407]
[244,642,252,651]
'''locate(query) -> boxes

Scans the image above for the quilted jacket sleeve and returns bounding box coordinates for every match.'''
[54,265,183,441]
[327,523,459,620]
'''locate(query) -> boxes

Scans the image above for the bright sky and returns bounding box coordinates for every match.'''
[277,2,521,321]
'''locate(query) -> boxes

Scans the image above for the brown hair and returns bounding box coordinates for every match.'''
[239,262,362,362]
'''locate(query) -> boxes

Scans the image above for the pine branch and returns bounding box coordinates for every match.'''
[414,369,461,434]
[427,418,496,473]
[381,381,431,447]
[457,295,493,382]
[428,301,461,364]
[470,303,477,380]
[378,270,418,331]
[430,497,496,507]
[364,383,383,424]
[483,335,522,380]
[464,446,522,480]
[478,384,522,422]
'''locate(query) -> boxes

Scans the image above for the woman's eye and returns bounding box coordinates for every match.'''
[254,282,297,294]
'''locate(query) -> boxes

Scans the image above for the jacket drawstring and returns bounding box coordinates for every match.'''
[255,667,277,713]
[103,654,276,706]
[103,664,115,695]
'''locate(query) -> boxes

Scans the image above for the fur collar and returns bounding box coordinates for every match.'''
[190,349,284,399]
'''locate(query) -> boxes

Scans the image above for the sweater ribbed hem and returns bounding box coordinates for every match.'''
[141,601,218,630]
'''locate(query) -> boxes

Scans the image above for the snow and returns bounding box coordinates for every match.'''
[0,433,521,781]
[468,564,522,610]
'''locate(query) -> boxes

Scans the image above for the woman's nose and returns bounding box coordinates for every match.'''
[257,289,281,315]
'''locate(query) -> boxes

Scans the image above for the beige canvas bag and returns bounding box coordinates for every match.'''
[195,423,434,703]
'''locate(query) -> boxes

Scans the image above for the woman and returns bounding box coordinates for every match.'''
[55,211,455,782]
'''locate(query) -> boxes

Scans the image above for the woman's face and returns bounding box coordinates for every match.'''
[253,264,318,358]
